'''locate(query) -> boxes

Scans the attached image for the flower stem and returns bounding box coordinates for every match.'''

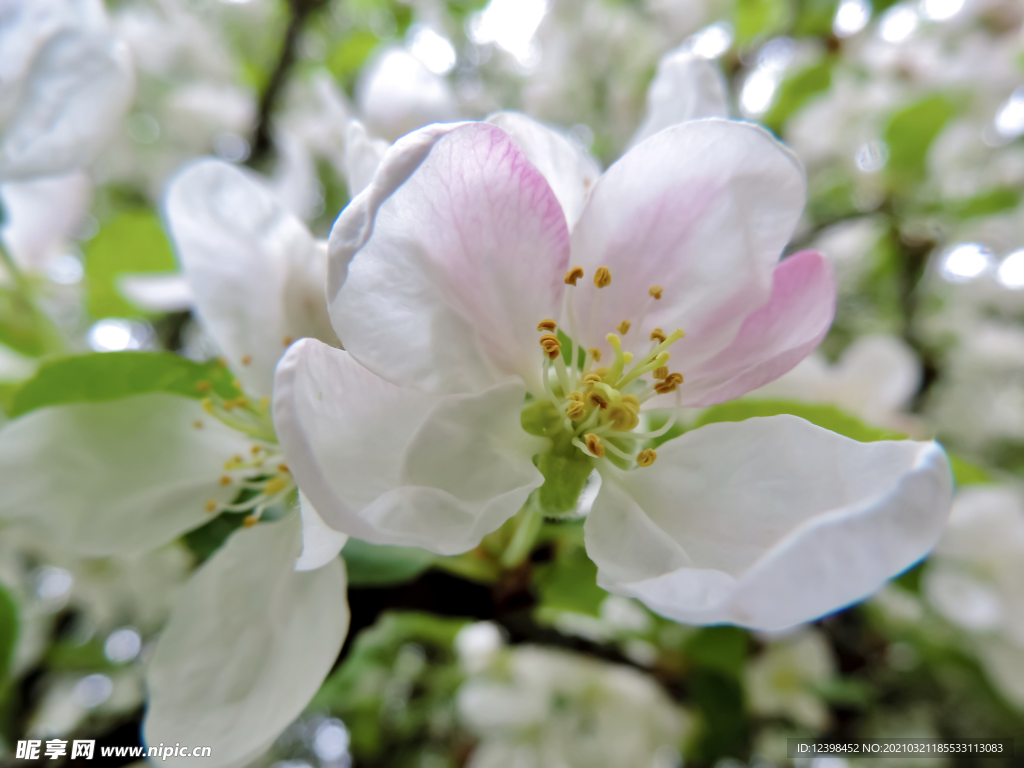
[500,499,542,569]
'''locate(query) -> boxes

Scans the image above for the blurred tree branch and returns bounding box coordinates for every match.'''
[247,0,329,168]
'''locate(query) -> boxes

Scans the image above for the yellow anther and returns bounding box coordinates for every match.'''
[564,266,585,285]
[637,449,657,467]
[193,420,203,429]
[283,336,294,346]
[649,285,663,300]
[568,391,585,403]
[608,402,640,431]
[622,394,640,408]
[241,355,252,366]
[566,401,586,420]
[587,391,609,410]
[243,515,259,528]
[232,397,250,409]
[594,367,611,379]
[251,445,262,455]
[539,333,562,360]
[616,319,631,335]
[654,372,684,395]
[585,433,606,457]
[220,476,231,486]
[201,398,215,415]
[264,476,289,496]
[650,328,667,343]
[233,454,243,463]
[278,463,289,473]
[583,372,603,385]
[205,500,217,513]
[589,347,602,363]
[537,319,557,332]
[196,380,212,393]
[653,366,669,380]
[594,266,612,288]
[223,400,235,412]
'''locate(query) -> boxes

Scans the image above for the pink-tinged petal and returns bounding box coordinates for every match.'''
[568,119,805,367]
[330,122,571,397]
[670,250,835,407]
[273,340,545,555]
[586,416,953,631]
[486,112,602,231]
[165,159,336,398]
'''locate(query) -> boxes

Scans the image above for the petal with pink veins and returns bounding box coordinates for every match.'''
[667,250,835,407]
[330,122,571,396]
[567,119,805,369]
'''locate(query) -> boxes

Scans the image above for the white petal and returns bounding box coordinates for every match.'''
[295,490,348,572]
[923,566,1003,632]
[274,339,544,555]
[629,48,729,147]
[0,394,251,556]
[0,173,91,271]
[164,159,336,397]
[344,119,390,197]
[144,514,349,768]
[569,119,805,369]
[835,335,921,422]
[0,0,134,180]
[117,272,194,313]
[329,123,570,397]
[356,46,457,142]
[486,111,602,230]
[586,415,952,631]
[976,637,1024,710]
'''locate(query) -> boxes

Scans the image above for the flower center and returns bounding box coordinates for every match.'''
[524,265,686,472]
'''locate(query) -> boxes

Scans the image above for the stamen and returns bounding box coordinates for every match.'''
[241,355,252,366]
[653,366,669,380]
[196,380,212,393]
[278,463,289,472]
[604,334,628,384]
[583,372,603,385]
[648,286,663,300]
[243,515,259,528]
[616,319,631,335]
[264,476,289,496]
[539,333,562,360]
[205,500,217,513]
[564,266,584,285]
[202,398,215,415]
[637,449,657,467]
[608,402,640,431]
[650,328,667,343]
[566,401,586,420]
[283,336,294,346]
[220,476,231,486]
[654,373,684,395]
[599,439,634,461]
[193,420,203,429]
[594,266,612,288]
[588,347,602,363]
[537,319,557,332]
[584,433,606,457]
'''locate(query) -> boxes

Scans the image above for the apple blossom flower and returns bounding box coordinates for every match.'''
[746,628,837,731]
[0,158,351,767]
[923,485,1024,709]
[275,116,953,631]
[0,0,134,181]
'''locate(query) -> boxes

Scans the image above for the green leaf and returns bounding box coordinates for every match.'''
[45,639,114,672]
[0,583,17,685]
[326,30,380,85]
[813,677,874,707]
[732,0,791,45]
[342,538,435,586]
[949,187,1021,220]
[765,58,833,133]
[684,626,750,678]
[84,210,177,318]
[0,286,51,357]
[9,352,240,418]
[791,0,841,37]
[884,95,959,186]
[948,454,990,486]
[696,400,906,442]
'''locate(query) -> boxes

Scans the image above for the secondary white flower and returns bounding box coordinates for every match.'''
[275,116,953,631]
[746,628,837,731]
[0,159,351,766]
[923,486,1024,708]
[0,0,134,180]
[458,644,687,768]
[0,173,91,272]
